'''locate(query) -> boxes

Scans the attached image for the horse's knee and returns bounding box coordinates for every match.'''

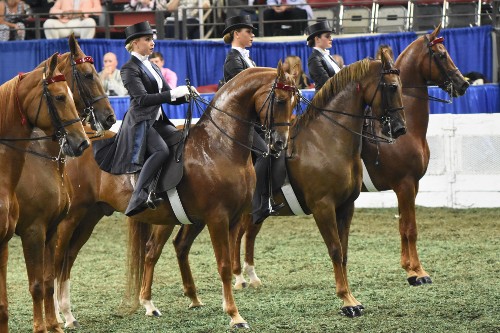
[29,281,44,300]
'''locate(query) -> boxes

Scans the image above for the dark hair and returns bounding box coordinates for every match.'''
[149,51,164,61]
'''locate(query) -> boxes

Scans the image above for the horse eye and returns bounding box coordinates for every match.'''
[389,84,398,91]
[55,95,65,101]
[275,98,286,105]
[439,53,447,60]
[85,73,94,80]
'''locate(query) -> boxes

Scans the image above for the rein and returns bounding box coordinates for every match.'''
[186,77,296,157]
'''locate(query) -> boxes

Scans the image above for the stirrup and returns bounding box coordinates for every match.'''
[146,192,158,210]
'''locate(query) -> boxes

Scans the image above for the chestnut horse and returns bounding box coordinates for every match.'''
[0,53,89,333]
[232,25,469,293]
[52,64,296,329]
[13,35,115,333]
[148,53,406,318]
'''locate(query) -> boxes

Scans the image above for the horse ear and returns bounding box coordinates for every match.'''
[48,53,59,76]
[69,32,82,56]
[430,23,442,40]
[380,50,391,70]
[277,59,284,78]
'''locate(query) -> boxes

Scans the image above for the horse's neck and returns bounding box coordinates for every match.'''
[396,51,431,138]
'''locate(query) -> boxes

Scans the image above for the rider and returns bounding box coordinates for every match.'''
[222,15,284,224]
[306,20,342,91]
[93,21,196,216]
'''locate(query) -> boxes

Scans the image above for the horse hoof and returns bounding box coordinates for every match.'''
[407,276,423,286]
[152,310,161,317]
[65,320,80,329]
[418,276,433,284]
[234,282,247,290]
[232,322,250,329]
[340,306,363,318]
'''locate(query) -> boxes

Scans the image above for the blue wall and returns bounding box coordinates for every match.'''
[0,26,493,87]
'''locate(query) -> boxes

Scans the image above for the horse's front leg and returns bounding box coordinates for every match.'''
[173,223,206,308]
[207,218,248,329]
[43,232,64,333]
[395,181,432,286]
[140,224,175,316]
[313,203,361,318]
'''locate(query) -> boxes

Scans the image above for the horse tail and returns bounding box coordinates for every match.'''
[119,217,151,315]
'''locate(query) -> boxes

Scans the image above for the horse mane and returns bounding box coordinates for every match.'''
[0,76,22,133]
[298,58,371,126]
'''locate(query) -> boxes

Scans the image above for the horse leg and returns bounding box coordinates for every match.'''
[140,223,175,317]
[173,224,205,308]
[232,214,248,290]
[20,225,49,333]
[242,214,263,288]
[336,202,363,315]
[206,220,248,328]
[0,217,16,332]
[43,231,64,333]
[395,181,432,286]
[313,204,361,318]
[55,206,105,328]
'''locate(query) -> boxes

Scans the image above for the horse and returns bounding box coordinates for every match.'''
[13,35,115,333]
[147,52,407,318]
[0,53,89,333]
[231,24,469,294]
[52,63,297,329]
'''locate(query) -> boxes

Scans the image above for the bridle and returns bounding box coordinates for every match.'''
[424,36,459,96]
[69,55,108,135]
[185,75,297,158]
[0,65,81,161]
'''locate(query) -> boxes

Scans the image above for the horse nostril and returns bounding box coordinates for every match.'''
[106,114,117,127]
[273,140,285,152]
[78,140,90,154]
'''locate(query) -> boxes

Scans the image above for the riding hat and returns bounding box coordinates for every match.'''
[222,15,257,36]
[305,21,333,41]
[125,21,157,45]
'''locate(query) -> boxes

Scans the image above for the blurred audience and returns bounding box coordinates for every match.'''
[98,52,128,96]
[149,51,178,88]
[158,0,210,39]
[225,0,258,23]
[464,72,490,85]
[283,55,310,89]
[0,0,29,41]
[43,0,101,39]
[263,0,312,36]
[126,0,156,11]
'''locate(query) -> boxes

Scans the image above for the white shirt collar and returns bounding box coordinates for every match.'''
[233,47,250,59]
[314,47,330,56]
[132,52,150,63]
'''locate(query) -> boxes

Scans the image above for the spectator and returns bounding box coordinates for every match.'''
[0,0,29,41]
[464,71,490,85]
[283,55,310,89]
[225,0,258,24]
[149,51,178,88]
[127,0,155,11]
[98,52,128,96]
[306,20,341,91]
[43,0,101,39]
[332,54,345,68]
[375,44,394,60]
[157,0,210,39]
[263,0,312,36]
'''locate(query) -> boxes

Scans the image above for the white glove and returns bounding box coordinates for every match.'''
[170,85,190,100]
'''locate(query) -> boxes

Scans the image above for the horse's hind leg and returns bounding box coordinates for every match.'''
[173,223,206,308]
[240,214,263,289]
[232,214,249,290]
[395,182,431,285]
[140,223,175,316]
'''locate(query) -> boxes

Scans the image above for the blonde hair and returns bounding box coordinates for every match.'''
[284,55,309,88]
[125,41,134,53]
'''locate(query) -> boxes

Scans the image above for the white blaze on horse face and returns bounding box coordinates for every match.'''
[67,85,74,100]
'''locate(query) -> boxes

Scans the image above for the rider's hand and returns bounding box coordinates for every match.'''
[170,85,190,100]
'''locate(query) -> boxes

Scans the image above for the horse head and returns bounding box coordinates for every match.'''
[67,33,116,132]
[254,61,297,154]
[423,24,469,97]
[19,53,89,156]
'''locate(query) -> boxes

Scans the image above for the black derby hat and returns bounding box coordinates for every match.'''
[222,15,257,36]
[306,21,333,41]
[125,21,157,45]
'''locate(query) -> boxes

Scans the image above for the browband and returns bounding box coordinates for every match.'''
[428,36,445,47]
[74,56,94,64]
[45,74,66,85]
[275,82,296,92]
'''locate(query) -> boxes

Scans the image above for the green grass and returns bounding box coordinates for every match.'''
[7,207,500,332]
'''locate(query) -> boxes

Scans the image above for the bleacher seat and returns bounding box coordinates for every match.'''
[308,0,341,33]
[411,0,444,31]
[341,0,374,33]
[375,0,409,32]
[445,0,479,28]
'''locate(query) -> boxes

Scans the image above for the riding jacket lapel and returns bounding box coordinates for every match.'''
[131,56,159,93]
